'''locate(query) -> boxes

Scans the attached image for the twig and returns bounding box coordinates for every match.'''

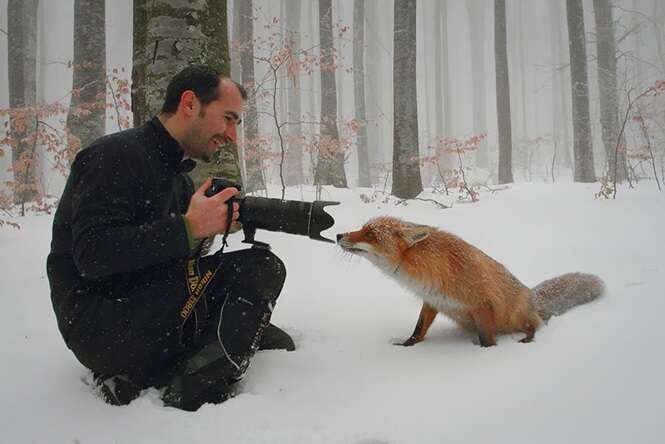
[107,79,123,131]
[635,104,662,191]
[371,190,450,209]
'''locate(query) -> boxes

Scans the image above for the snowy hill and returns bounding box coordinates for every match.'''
[1,183,664,444]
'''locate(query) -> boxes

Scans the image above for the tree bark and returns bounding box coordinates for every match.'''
[8,0,39,203]
[131,0,238,187]
[494,0,514,184]
[67,0,106,160]
[237,0,264,192]
[284,0,304,186]
[354,0,370,187]
[364,0,384,184]
[391,0,422,199]
[566,0,596,182]
[315,0,348,187]
[466,0,488,168]
[593,0,626,182]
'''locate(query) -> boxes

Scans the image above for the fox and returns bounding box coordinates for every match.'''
[336,216,604,347]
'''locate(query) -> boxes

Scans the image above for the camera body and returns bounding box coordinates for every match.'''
[205,177,339,247]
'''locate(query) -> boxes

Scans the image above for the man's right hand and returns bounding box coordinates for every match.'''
[184,177,240,240]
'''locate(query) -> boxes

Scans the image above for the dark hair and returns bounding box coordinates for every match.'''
[161,65,247,114]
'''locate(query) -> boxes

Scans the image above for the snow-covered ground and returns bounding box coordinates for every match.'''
[1,182,664,444]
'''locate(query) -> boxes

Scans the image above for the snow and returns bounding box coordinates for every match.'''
[1,182,664,444]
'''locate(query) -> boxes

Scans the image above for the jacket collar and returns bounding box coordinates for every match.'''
[147,116,196,173]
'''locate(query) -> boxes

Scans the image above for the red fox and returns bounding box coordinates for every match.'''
[336,216,604,347]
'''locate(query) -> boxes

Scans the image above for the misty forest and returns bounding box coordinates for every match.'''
[2,1,665,442]
[0,0,663,216]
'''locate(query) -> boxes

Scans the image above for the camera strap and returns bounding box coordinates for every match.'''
[220,200,233,252]
[178,200,234,343]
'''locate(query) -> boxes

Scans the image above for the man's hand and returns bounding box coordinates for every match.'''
[184,177,240,240]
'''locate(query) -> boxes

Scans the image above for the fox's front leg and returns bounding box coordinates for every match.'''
[397,303,437,346]
[470,304,498,347]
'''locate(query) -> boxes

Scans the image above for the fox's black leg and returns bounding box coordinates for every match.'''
[519,321,536,343]
[396,303,437,346]
[470,305,497,347]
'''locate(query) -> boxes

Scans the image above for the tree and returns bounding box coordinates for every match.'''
[494,0,514,184]
[284,0,304,186]
[566,0,596,182]
[7,0,39,203]
[466,0,488,168]
[66,0,106,160]
[391,0,422,199]
[548,0,573,173]
[354,0,370,187]
[131,0,239,186]
[315,0,348,187]
[593,0,626,182]
[237,0,264,192]
[364,0,384,183]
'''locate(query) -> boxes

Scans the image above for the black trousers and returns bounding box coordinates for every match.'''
[71,247,286,393]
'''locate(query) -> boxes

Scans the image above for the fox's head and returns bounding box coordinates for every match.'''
[336,216,434,268]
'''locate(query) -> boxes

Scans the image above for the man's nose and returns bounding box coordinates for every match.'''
[224,123,238,144]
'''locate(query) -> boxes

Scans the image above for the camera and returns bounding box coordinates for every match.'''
[205,177,339,247]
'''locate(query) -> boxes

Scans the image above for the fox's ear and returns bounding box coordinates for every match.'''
[403,225,432,247]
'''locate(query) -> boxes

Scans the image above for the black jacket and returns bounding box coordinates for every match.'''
[47,117,194,350]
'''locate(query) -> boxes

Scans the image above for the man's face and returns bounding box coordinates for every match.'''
[181,79,244,162]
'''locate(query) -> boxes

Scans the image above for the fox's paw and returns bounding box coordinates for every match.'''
[394,337,421,347]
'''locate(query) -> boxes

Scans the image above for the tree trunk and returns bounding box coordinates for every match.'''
[354,0,370,187]
[237,0,264,192]
[566,0,596,182]
[518,1,528,177]
[8,0,39,203]
[441,0,452,140]
[551,0,573,170]
[131,0,238,187]
[593,0,626,182]
[230,0,242,89]
[66,0,106,160]
[364,0,384,184]
[494,0,514,184]
[391,0,422,199]
[285,0,304,186]
[315,0,348,187]
[466,0,488,168]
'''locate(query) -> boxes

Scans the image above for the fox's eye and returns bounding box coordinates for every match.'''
[364,230,375,240]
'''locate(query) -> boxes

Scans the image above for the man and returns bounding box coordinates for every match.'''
[47,65,294,411]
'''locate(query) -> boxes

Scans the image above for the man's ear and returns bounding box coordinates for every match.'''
[179,90,198,117]
[403,225,433,247]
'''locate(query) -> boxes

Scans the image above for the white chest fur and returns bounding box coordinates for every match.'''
[370,256,465,314]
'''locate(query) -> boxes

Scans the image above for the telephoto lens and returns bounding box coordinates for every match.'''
[205,177,339,244]
[240,196,339,243]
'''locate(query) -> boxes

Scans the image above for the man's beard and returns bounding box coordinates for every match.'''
[182,128,213,163]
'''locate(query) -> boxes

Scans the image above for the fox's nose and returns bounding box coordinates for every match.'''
[336,233,344,242]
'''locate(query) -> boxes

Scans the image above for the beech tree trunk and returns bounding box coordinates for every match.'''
[131,0,238,187]
[284,0,304,186]
[391,0,422,199]
[466,0,488,168]
[593,0,626,182]
[354,0,370,187]
[495,0,514,184]
[566,0,595,182]
[66,0,106,159]
[315,0,348,187]
[7,0,39,203]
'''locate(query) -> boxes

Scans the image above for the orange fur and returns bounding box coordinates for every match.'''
[337,216,542,346]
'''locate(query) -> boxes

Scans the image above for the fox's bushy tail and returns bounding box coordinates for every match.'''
[531,273,605,322]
